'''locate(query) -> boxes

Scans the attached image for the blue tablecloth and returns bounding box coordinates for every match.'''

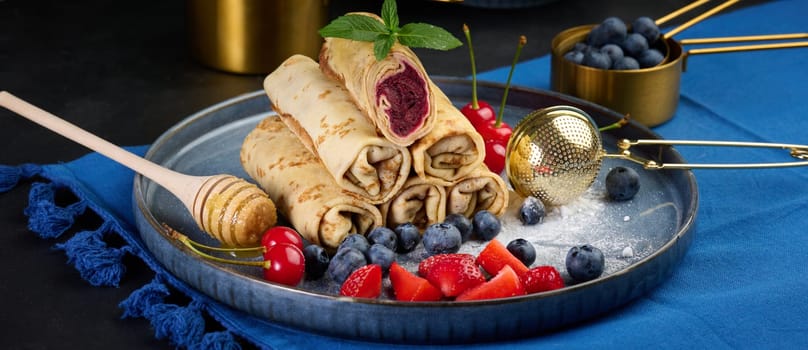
[2,1,806,349]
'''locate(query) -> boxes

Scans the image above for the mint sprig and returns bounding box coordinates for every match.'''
[319,0,462,61]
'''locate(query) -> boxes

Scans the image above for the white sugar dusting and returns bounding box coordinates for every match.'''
[394,184,663,282]
[300,177,681,294]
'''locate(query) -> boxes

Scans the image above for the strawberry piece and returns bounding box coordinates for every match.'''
[389,262,442,302]
[418,254,485,297]
[520,265,565,294]
[456,265,526,301]
[476,239,529,276]
[339,264,382,298]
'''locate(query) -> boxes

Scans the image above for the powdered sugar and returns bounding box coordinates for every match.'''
[302,164,683,294]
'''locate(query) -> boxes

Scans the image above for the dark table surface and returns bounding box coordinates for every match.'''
[0,0,766,348]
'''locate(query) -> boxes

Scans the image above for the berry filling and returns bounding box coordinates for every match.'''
[375,61,429,138]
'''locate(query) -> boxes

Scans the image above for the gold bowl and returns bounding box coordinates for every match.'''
[550,25,685,127]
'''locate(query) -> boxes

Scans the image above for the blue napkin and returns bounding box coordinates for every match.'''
[3,1,807,349]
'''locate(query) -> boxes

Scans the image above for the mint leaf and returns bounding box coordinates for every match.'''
[381,0,399,32]
[318,0,461,61]
[398,23,463,50]
[318,14,388,42]
[374,34,396,61]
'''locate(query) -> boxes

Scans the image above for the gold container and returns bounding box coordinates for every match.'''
[550,25,684,127]
[551,25,808,127]
[187,0,329,74]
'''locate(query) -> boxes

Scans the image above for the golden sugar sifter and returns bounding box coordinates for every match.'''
[506,105,808,206]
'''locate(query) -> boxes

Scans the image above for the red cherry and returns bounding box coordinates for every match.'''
[261,226,304,252]
[460,100,497,129]
[263,243,305,286]
[484,140,507,174]
[477,119,513,145]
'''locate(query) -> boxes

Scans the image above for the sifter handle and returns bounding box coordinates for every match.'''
[605,139,808,170]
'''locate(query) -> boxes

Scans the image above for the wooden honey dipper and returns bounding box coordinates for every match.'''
[0,91,277,247]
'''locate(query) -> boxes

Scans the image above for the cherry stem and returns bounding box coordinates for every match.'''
[463,24,479,110]
[598,114,631,132]
[496,35,527,128]
[168,227,269,269]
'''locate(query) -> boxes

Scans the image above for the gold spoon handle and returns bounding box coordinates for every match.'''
[663,0,739,39]
[683,35,808,56]
[655,0,711,26]
[606,139,808,170]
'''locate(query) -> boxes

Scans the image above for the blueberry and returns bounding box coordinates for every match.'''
[506,238,536,266]
[444,213,473,242]
[338,233,370,256]
[563,50,584,64]
[368,226,397,251]
[472,210,501,241]
[620,33,648,57]
[565,244,605,282]
[393,222,421,253]
[587,17,627,47]
[572,42,589,52]
[636,49,664,68]
[605,166,640,201]
[586,24,608,47]
[303,244,330,280]
[422,223,462,255]
[327,247,367,283]
[582,50,612,70]
[601,17,628,43]
[600,43,624,63]
[367,243,396,272]
[519,196,545,225]
[612,56,640,70]
[632,16,660,44]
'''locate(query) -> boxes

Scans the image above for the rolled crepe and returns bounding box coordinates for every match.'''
[264,55,411,204]
[379,176,446,231]
[319,13,436,146]
[240,116,383,249]
[446,165,509,218]
[409,86,485,186]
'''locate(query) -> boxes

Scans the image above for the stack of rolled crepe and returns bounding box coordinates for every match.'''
[242,49,508,248]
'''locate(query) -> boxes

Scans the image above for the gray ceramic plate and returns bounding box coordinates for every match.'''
[133,77,698,344]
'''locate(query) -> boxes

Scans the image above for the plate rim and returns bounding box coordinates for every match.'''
[133,77,700,342]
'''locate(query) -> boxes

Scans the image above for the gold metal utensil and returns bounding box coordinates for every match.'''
[506,105,808,206]
[186,0,329,74]
[549,0,808,126]
[0,91,277,247]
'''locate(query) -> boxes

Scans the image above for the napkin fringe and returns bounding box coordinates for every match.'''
[119,278,242,349]
[0,163,41,192]
[119,276,172,319]
[149,301,206,347]
[2,162,243,350]
[53,221,132,287]
[190,331,242,350]
[24,182,88,239]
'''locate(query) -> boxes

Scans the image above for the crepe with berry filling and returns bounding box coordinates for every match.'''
[319,13,436,146]
[409,85,485,186]
[241,116,383,249]
[378,175,446,231]
[263,55,411,204]
[446,165,509,218]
